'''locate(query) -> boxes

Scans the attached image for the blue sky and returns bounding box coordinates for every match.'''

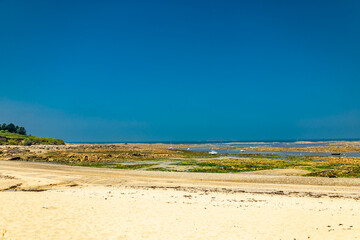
[1,0,359,142]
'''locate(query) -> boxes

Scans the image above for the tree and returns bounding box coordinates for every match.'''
[0,123,27,135]
[6,123,16,133]
[17,126,27,135]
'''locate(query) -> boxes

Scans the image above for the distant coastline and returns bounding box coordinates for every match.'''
[69,138,360,145]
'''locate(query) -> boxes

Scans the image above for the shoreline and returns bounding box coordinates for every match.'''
[2,159,360,196]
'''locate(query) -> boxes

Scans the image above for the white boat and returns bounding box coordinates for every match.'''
[209,150,218,155]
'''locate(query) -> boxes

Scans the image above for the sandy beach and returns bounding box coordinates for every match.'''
[2,0,359,238]
[0,160,360,240]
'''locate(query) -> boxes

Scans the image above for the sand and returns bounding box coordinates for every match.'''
[1,160,360,240]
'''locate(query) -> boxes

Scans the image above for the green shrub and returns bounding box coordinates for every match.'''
[23,138,32,146]
[7,139,18,145]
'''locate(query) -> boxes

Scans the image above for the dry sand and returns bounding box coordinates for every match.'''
[1,160,360,240]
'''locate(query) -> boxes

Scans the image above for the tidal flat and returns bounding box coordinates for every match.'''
[1,141,360,178]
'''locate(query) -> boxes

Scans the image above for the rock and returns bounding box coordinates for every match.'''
[132,153,144,157]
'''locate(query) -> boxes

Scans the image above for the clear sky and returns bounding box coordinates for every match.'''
[1,0,359,142]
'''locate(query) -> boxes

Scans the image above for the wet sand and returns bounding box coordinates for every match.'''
[1,160,360,240]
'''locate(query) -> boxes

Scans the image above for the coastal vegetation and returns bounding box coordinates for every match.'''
[0,130,64,145]
[172,154,360,177]
[0,123,26,135]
